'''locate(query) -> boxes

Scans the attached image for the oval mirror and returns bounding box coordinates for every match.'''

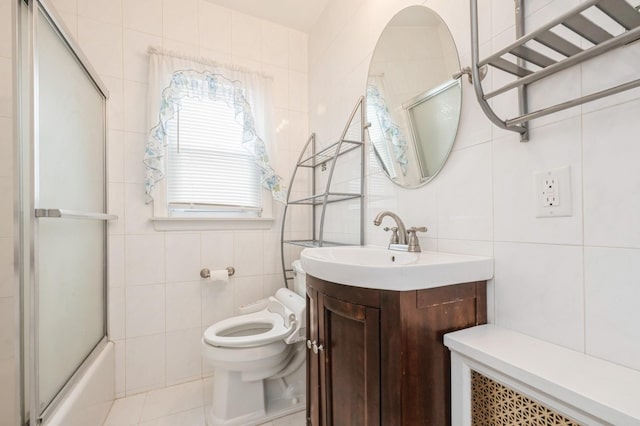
[366,6,462,188]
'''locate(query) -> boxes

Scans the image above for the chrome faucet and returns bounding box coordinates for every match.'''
[373,211,407,245]
[373,211,427,252]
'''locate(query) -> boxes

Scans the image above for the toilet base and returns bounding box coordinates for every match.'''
[206,365,305,426]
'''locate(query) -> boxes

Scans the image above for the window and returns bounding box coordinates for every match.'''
[144,52,286,229]
[165,96,262,218]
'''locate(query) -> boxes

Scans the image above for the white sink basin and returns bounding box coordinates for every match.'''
[300,246,493,291]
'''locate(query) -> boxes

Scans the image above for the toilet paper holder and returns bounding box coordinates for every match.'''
[200,267,235,279]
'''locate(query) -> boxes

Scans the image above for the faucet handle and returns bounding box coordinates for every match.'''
[383,226,400,244]
[406,227,427,252]
[408,226,427,233]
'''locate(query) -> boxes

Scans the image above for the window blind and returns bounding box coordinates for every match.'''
[166,96,261,215]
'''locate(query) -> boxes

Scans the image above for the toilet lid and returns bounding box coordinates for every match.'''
[203,310,293,348]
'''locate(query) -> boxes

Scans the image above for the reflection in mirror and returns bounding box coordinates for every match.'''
[366,6,462,188]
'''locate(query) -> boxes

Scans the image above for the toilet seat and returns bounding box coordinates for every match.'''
[203,310,294,348]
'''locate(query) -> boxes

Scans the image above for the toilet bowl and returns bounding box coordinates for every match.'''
[202,282,307,426]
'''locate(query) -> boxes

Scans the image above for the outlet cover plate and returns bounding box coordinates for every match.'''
[534,166,572,218]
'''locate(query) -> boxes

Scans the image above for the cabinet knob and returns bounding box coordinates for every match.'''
[307,340,314,350]
[312,342,324,354]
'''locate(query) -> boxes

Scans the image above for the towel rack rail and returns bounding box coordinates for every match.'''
[470,0,640,141]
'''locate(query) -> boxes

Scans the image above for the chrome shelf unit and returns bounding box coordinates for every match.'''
[280,97,366,286]
[470,0,640,141]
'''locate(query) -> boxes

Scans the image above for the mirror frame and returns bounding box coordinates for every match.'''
[365,5,462,189]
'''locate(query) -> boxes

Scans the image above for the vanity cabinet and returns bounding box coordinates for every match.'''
[306,275,487,425]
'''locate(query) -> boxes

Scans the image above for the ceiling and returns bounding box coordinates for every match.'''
[203,0,329,33]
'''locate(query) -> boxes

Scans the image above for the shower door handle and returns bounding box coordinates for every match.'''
[35,208,118,221]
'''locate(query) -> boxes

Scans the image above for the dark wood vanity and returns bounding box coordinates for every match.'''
[305,275,487,425]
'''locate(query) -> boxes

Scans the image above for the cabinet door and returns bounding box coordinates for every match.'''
[307,286,321,426]
[318,293,380,426]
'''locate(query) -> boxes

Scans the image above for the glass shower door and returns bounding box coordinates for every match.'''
[32,3,110,419]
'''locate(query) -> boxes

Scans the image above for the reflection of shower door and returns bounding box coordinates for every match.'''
[30,1,112,422]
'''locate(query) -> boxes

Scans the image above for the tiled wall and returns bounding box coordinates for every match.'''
[0,0,17,423]
[48,0,309,397]
[309,0,640,372]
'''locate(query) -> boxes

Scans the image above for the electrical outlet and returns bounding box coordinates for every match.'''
[541,176,559,207]
[534,166,572,218]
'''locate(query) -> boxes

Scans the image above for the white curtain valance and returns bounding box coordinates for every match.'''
[144,46,286,204]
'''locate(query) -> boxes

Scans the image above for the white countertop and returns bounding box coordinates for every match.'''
[445,325,640,425]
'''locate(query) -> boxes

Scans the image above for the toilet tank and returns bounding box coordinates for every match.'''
[291,260,306,298]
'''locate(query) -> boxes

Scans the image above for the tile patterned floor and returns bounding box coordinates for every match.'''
[103,379,305,426]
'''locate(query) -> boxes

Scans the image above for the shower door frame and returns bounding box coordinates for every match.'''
[19,0,112,424]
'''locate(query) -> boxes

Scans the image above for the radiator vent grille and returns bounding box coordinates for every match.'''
[471,371,581,425]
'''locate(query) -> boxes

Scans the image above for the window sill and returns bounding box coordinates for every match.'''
[151,216,275,231]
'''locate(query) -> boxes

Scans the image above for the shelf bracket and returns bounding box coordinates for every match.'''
[514,0,529,142]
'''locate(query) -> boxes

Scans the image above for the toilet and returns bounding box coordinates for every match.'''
[202,261,307,426]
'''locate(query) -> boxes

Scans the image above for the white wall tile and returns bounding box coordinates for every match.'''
[108,183,126,235]
[436,142,493,241]
[263,233,283,275]
[123,81,148,133]
[123,132,147,184]
[493,117,583,245]
[77,0,122,26]
[581,38,640,114]
[261,21,289,68]
[165,329,203,386]
[109,235,125,287]
[125,334,166,394]
[77,18,123,79]
[263,64,290,110]
[437,239,494,257]
[288,30,308,74]
[396,182,438,239]
[126,284,165,338]
[201,231,234,271]
[0,118,11,179]
[232,276,264,314]
[289,70,309,112]
[0,357,16,426]
[0,298,15,361]
[231,12,261,62]
[124,184,155,235]
[201,281,234,327]
[125,235,165,286]
[162,0,198,44]
[103,76,124,131]
[494,242,584,351]
[123,0,162,37]
[56,11,78,39]
[108,129,124,183]
[0,57,12,117]
[166,282,201,332]
[0,238,13,298]
[49,0,76,15]
[165,233,201,283]
[114,340,126,398]
[583,99,640,249]
[124,30,162,84]
[197,1,232,55]
[109,286,125,340]
[233,232,264,277]
[0,178,12,238]
[585,247,640,371]
[0,0,11,58]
